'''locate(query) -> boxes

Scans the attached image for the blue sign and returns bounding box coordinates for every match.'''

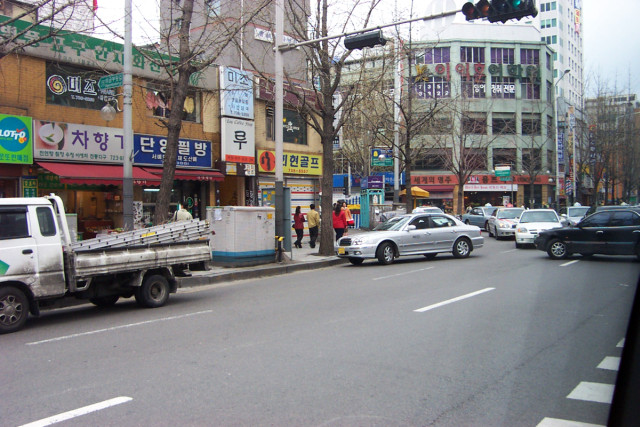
[557,130,565,164]
[361,175,384,189]
[133,134,212,168]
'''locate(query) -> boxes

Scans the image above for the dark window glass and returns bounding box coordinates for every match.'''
[610,211,639,227]
[410,217,430,230]
[0,210,29,240]
[430,216,454,228]
[522,118,541,135]
[581,212,610,227]
[491,48,515,64]
[520,49,539,65]
[492,118,516,134]
[36,207,57,237]
[463,117,487,134]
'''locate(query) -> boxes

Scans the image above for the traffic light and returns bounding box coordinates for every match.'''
[344,30,387,50]
[343,176,349,195]
[461,0,538,23]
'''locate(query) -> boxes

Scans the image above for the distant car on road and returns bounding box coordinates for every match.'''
[560,205,591,226]
[412,206,444,214]
[336,212,483,265]
[461,206,498,230]
[515,209,564,248]
[487,207,525,239]
[534,208,640,260]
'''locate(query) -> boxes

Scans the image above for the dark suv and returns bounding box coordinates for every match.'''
[534,208,640,260]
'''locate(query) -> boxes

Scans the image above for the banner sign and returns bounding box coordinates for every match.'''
[557,130,565,164]
[33,120,124,163]
[219,66,254,120]
[221,118,255,164]
[0,114,33,164]
[46,63,117,110]
[257,150,322,176]
[133,134,212,168]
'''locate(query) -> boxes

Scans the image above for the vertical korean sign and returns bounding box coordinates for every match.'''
[221,118,255,164]
[0,114,33,164]
[219,66,254,119]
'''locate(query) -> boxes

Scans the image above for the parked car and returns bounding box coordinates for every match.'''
[336,213,484,265]
[487,207,525,239]
[534,208,640,260]
[560,205,591,225]
[515,209,564,248]
[412,206,444,214]
[461,206,498,230]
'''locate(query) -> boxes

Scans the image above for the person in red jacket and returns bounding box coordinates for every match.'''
[292,206,305,248]
[332,202,347,241]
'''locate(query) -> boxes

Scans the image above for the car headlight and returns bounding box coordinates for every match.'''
[498,221,509,227]
[517,227,528,233]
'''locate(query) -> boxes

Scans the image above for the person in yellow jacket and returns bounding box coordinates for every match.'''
[307,203,320,248]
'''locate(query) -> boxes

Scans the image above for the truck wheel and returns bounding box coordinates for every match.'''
[0,286,29,334]
[90,295,120,307]
[135,274,170,308]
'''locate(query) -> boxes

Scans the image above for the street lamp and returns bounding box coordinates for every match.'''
[554,69,570,211]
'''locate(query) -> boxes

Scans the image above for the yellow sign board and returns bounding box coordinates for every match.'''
[257,150,322,176]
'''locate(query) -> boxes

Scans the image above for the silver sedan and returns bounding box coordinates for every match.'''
[336,213,484,265]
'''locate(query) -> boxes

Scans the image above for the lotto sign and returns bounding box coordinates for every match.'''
[0,114,32,164]
[221,117,255,164]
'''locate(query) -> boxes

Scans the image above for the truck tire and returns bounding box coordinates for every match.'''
[135,274,170,308]
[90,295,120,307]
[0,286,29,334]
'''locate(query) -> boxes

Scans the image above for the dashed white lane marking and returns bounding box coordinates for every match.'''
[26,310,213,345]
[597,356,621,371]
[536,417,604,427]
[617,338,625,348]
[501,249,517,253]
[373,267,434,281]
[560,260,580,267]
[567,382,614,404]
[19,396,132,427]
[414,287,495,313]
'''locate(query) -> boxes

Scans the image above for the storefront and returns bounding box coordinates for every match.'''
[0,114,34,198]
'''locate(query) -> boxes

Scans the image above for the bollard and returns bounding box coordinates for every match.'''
[275,236,284,262]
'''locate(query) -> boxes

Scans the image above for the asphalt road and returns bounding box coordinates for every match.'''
[2,236,639,427]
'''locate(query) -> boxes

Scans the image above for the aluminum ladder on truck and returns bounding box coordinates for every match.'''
[70,220,211,252]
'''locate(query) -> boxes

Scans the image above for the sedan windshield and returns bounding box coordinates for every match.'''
[374,215,411,231]
[567,207,589,217]
[519,211,558,223]
[497,208,524,219]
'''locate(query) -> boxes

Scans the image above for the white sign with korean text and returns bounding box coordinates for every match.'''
[221,117,255,164]
[463,184,518,192]
[220,66,254,120]
[33,120,124,163]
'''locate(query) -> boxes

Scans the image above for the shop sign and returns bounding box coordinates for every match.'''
[33,120,124,163]
[221,118,255,164]
[46,63,117,110]
[283,109,306,145]
[133,134,212,168]
[218,161,255,177]
[0,114,33,164]
[464,184,518,192]
[22,177,38,197]
[257,150,322,176]
[220,66,254,120]
[361,175,384,189]
[371,148,393,166]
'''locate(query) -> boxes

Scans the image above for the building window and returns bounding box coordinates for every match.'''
[460,46,485,63]
[521,49,539,65]
[522,80,541,99]
[462,80,486,98]
[415,150,447,170]
[493,148,516,168]
[414,76,451,99]
[492,116,516,135]
[491,48,514,64]
[491,76,516,99]
[205,0,221,17]
[422,116,453,135]
[145,85,199,122]
[462,117,487,134]
[522,116,541,135]
[266,107,307,144]
[422,47,450,64]
[522,148,542,171]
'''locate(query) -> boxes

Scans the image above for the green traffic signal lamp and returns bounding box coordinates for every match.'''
[462,0,538,23]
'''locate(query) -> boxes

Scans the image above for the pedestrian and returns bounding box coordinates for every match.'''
[307,203,320,248]
[292,206,305,248]
[173,203,193,221]
[342,201,353,235]
[333,202,347,241]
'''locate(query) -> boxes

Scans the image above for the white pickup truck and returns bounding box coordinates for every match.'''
[0,195,213,334]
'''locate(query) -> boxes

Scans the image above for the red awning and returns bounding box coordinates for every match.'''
[418,185,455,192]
[37,162,161,186]
[143,167,224,182]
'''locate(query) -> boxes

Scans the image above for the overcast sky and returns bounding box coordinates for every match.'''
[95,0,640,96]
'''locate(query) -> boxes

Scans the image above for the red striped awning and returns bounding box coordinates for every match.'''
[37,162,161,186]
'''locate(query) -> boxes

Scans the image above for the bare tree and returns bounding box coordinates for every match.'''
[0,0,96,58]
[519,107,553,208]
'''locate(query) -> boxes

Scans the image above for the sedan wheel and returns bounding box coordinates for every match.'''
[488,225,494,237]
[452,238,471,258]
[376,242,395,265]
[547,238,569,260]
[348,257,364,265]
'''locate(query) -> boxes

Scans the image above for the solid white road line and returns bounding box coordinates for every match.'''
[19,396,132,427]
[26,310,213,345]
[560,260,580,267]
[617,338,625,348]
[537,417,604,427]
[567,381,614,404]
[373,267,434,281]
[597,356,621,371]
[414,287,495,313]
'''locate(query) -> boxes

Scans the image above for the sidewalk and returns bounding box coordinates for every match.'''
[180,229,364,287]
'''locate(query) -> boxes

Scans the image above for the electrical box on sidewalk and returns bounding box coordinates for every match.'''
[207,206,276,266]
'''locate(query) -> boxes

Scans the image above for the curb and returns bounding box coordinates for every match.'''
[179,257,347,287]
